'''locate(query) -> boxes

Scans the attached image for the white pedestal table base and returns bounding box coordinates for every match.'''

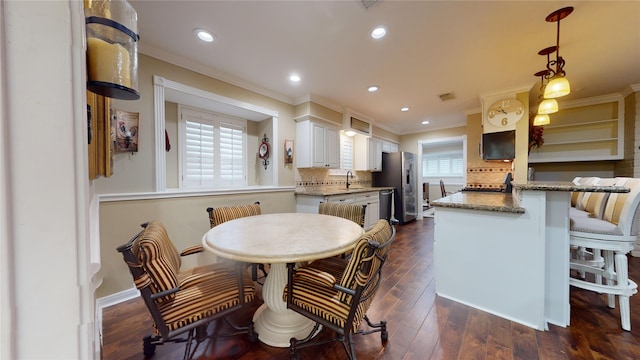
[253,263,317,347]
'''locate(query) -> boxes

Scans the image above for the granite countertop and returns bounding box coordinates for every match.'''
[431,192,524,213]
[513,181,629,193]
[431,181,630,213]
[295,186,395,197]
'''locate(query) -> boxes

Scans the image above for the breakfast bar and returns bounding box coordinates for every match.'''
[432,181,629,331]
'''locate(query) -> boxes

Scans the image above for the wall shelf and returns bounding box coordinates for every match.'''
[528,94,623,163]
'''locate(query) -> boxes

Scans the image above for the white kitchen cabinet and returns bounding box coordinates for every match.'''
[295,191,381,230]
[382,140,399,153]
[353,191,380,230]
[296,119,340,168]
[355,136,382,172]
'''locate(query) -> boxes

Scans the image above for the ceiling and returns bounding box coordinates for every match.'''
[129,0,640,135]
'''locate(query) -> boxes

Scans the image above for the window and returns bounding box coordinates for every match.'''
[180,106,247,188]
[422,143,464,178]
[330,133,354,176]
[340,134,354,170]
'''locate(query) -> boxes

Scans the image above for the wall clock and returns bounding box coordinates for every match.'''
[486,98,524,128]
[259,134,269,170]
[259,142,269,159]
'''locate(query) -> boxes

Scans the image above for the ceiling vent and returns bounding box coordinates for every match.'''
[362,0,379,9]
[343,111,373,136]
[348,116,372,135]
[439,92,456,101]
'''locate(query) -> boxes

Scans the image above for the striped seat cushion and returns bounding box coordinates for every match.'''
[208,203,261,228]
[285,220,393,333]
[318,202,366,227]
[157,269,256,332]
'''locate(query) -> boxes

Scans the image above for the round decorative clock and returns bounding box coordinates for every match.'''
[486,98,524,127]
[259,142,269,159]
[258,134,270,170]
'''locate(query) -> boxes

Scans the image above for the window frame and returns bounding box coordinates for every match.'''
[418,136,467,186]
[153,75,279,193]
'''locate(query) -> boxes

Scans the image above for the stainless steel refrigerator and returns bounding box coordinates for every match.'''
[372,151,417,224]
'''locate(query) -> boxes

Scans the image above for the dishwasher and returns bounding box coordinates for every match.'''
[379,189,395,223]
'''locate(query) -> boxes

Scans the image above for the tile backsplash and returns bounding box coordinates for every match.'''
[466,165,513,190]
[296,168,371,189]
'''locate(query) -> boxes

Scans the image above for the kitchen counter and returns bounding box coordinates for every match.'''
[431,181,628,214]
[294,186,394,197]
[513,180,629,193]
[432,192,524,213]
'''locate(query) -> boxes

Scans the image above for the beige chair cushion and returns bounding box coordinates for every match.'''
[318,202,366,227]
[285,220,393,333]
[208,203,261,228]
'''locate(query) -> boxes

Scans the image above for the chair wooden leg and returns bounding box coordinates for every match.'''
[605,250,616,307]
[615,251,631,330]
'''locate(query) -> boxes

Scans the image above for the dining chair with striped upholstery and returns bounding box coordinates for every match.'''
[117,221,257,359]
[284,219,396,360]
[206,202,267,283]
[318,202,367,228]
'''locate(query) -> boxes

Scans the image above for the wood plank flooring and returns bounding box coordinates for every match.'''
[101,217,640,359]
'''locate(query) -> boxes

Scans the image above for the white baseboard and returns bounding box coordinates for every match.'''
[95,286,140,355]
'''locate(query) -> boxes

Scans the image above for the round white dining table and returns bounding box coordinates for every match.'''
[202,212,364,347]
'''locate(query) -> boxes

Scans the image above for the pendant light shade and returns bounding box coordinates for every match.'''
[538,98,559,114]
[533,114,551,126]
[544,76,571,99]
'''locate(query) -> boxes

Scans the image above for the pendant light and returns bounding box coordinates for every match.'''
[533,114,550,126]
[538,98,558,115]
[532,69,555,124]
[542,7,573,99]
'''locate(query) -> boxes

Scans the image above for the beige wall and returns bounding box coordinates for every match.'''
[95,54,304,298]
[372,125,400,143]
[94,54,299,194]
[98,191,295,297]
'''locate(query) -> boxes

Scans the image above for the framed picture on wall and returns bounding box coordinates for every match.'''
[284,139,294,163]
[115,109,139,152]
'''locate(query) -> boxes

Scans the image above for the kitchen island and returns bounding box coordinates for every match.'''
[432,181,629,331]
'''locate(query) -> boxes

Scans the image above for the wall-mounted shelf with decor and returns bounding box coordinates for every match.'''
[528,94,624,163]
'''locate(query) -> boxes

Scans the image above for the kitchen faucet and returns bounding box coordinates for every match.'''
[346,170,354,189]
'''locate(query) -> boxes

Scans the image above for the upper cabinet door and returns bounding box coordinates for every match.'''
[296,119,340,168]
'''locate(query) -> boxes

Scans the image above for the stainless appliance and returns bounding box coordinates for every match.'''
[372,151,417,224]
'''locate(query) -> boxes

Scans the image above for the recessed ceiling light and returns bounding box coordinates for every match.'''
[370,26,387,39]
[193,28,214,43]
[401,107,410,112]
[289,74,301,82]
[368,86,379,92]
[422,120,430,125]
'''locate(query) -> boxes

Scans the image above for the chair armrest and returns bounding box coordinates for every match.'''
[150,287,180,301]
[180,244,204,256]
[333,283,355,296]
[295,267,337,288]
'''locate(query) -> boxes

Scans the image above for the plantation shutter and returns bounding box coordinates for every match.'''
[180,107,246,188]
[340,134,354,170]
[218,118,246,186]
[184,117,215,187]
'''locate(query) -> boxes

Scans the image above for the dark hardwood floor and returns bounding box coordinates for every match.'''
[102,217,640,360]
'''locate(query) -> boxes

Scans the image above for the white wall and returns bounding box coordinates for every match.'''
[1,1,93,358]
